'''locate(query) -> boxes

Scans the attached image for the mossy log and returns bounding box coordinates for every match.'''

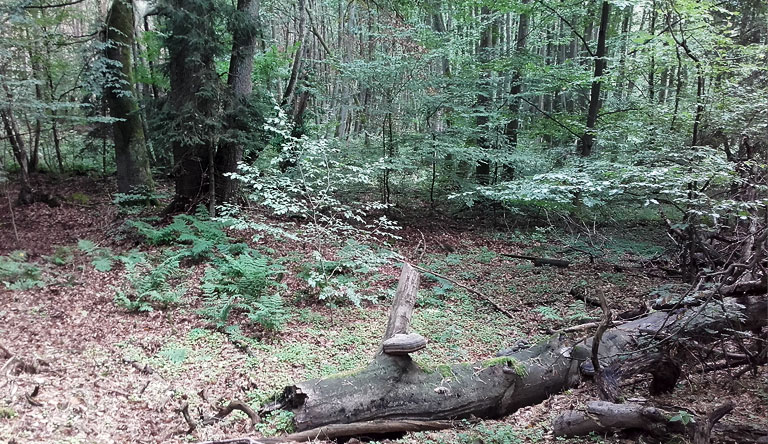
[215,265,767,442]
[277,291,766,436]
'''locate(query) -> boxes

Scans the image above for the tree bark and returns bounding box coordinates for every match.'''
[503,0,529,174]
[165,0,218,211]
[282,0,306,108]
[215,0,260,205]
[578,1,610,157]
[105,0,154,194]
[474,6,493,184]
[262,267,767,436]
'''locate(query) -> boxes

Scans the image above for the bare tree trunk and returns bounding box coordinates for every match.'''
[282,0,306,108]
[1,108,31,198]
[475,6,493,184]
[578,1,610,157]
[503,0,529,164]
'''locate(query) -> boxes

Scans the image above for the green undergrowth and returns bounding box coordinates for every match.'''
[0,251,46,290]
[115,208,289,333]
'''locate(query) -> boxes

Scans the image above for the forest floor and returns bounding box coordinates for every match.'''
[1,175,767,444]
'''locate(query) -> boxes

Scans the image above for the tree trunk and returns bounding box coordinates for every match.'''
[503,0,529,163]
[282,0,306,108]
[474,6,493,184]
[215,0,260,205]
[105,0,154,194]
[260,266,767,437]
[0,107,32,199]
[578,1,610,157]
[166,0,218,211]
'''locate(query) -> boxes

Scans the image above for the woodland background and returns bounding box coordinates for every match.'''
[0,0,767,443]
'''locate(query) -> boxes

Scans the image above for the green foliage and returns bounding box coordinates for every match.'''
[77,239,116,272]
[256,410,295,436]
[112,187,166,214]
[130,207,245,261]
[128,210,287,331]
[199,252,288,331]
[475,247,497,264]
[113,253,186,312]
[0,406,17,419]
[158,346,189,365]
[534,305,562,321]
[0,251,45,290]
[46,246,74,266]
[669,410,696,425]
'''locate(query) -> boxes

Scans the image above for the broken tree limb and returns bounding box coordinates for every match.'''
[694,402,735,444]
[381,263,420,342]
[501,253,570,268]
[282,419,457,442]
[552,401,678,438]
[410,263,519,319]
[202,400,260,429]
[553,400,736,444]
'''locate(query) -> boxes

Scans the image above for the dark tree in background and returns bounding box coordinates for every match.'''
[215,0,261,206]
[104,0,154,194]
[163,0,221,212]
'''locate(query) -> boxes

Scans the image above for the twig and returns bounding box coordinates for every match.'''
[202,400,260,429]
[409,263,519,319]
[558,319,626,333]
[176,402,197,433]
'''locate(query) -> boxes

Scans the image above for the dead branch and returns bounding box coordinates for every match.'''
[177,402,197,434]
[202,400,261,429]
[500,253,570,268]
[410,263,518,319]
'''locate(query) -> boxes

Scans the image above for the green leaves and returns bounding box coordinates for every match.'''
[669,410,695,425]
[77,239,116,272]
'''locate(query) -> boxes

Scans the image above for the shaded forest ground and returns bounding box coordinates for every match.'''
[1,175,767,444]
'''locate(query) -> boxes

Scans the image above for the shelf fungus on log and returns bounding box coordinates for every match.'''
[382,333,427,355]
[208,264,768,443]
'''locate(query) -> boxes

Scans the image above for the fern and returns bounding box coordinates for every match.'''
[77,239,116,272]
[126,212,287,331]
[0,253,46,290]
[247,293,290,331]
[113,254,187,312]
[200,252,287,331]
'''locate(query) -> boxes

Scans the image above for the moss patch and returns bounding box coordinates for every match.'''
[480,357,528,377]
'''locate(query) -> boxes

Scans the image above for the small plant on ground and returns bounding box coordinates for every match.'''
[46,246,74,266]
[256,410,295,436]
[77,239,117,272]
[112,186,166,215]
[0,251,46,290]
[199,251,289,331]
[113,253,186,312]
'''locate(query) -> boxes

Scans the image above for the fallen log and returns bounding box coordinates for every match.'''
[215,265,767,442]
[552,401,680,438]
[553,401,758,444]
[501,253,570,268]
